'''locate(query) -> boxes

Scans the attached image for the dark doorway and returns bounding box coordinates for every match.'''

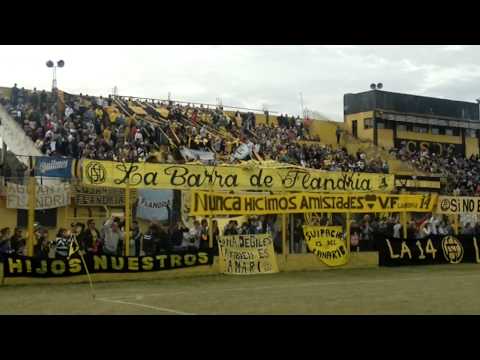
[352,120,358,138]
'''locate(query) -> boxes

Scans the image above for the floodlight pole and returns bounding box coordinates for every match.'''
[52,66,57,91]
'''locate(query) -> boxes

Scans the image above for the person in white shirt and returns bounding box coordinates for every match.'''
[180,221,201,250]
[393,222,402,239]
[429,215,440,235]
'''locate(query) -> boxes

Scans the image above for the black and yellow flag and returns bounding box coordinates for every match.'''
[68,236,80,259]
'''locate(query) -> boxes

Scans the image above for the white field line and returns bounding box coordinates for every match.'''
[100,272,480,301]
[97,298,195,315]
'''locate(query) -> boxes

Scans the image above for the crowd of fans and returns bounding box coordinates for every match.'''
[1,84,386,174]
[3,211,479,257]
[390,143,480,196]
[4,84,480,194]
[0,214,289,257]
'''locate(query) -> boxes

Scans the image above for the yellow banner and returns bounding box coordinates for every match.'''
[191,191,437,216]
[81,160,395,193]
[218,233,279,275]
[437,196,480,214]
[303,226,348,267]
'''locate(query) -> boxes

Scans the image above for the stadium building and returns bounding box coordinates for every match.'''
[344,89,480,157]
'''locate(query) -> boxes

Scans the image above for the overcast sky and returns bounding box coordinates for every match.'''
[1,45,480,121]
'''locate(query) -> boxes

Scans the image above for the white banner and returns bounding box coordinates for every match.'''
[6,182,71,209]
[179,147,215,162]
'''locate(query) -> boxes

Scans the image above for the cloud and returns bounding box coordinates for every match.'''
[442,45,465,52]
[1,45,480,122]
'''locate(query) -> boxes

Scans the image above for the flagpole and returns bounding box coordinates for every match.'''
[78,250,96,300]
[69,236,96,300]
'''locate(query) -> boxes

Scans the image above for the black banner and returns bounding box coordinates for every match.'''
[377,234,480,266]
[1,251,214,277]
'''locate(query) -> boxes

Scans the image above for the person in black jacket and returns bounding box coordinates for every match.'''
[34,228,50,259]
[11,84,18,106]
[156,225,171,253]
[132,221,143,256]
[10,228,26,256]
[142,224,160,256]
[170,222,188,249]
[83,219,101,255]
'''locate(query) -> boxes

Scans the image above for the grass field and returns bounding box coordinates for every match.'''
[2,264,480,314]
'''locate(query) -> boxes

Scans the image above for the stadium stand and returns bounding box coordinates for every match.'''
[1,83,479,261]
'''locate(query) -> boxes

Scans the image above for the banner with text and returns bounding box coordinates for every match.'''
[81,160,395,193]
[137,189,173,221]
[34,156,73,178]
[191,191,437,216]
[303,226,348,267]
[6,182,71,210]
[377,234,480,266]
[218,233,279,275]
[437,196,480,215]
[1,251,214,277]
[73,185,130,207]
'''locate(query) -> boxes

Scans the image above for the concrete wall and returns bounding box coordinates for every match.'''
[0,197,20,230]
[465,137,479,158]
[396,131,462,144]
[308,119,341,147]
[0,104,42,166]
[344,111,375,143]
[377,129,394,150]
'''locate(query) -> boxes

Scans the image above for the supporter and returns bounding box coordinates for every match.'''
[0,227,13,256]
[474,222,480,236]
[438,220,451,235]
[10,228,26,256]
[393,219,402,239]
[292,218,304,253]
[169,222,189,250]
[184,220,202,250]
[350,220,361,251]
[34,228,51,258]
[462,222,475,235]
[156,224,171,252]
[211,220,220,254]
[84,219,102,255]
[224,220,239,236]
[54,228,71,258]
[132,220,143,256]
[71,222,86,249]
[407,221,417,238]
[101,216,124,256]
[360,215,375,250]
[199,219,209,250]
[239,222,250,235]
[142,224,160,256]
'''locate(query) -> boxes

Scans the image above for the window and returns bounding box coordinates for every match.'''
[364,118,373,129]
[466,129,477,138]
[377,120,385,129]
[397,124,407,132]
[445,128,453,136]
[431,127,440,135]
[17,209,57,228]
[413,126,428,133]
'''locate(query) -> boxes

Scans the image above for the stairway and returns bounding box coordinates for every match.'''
[340,129,430,176]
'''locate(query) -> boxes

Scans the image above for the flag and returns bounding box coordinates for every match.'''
[68,236,80,258]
